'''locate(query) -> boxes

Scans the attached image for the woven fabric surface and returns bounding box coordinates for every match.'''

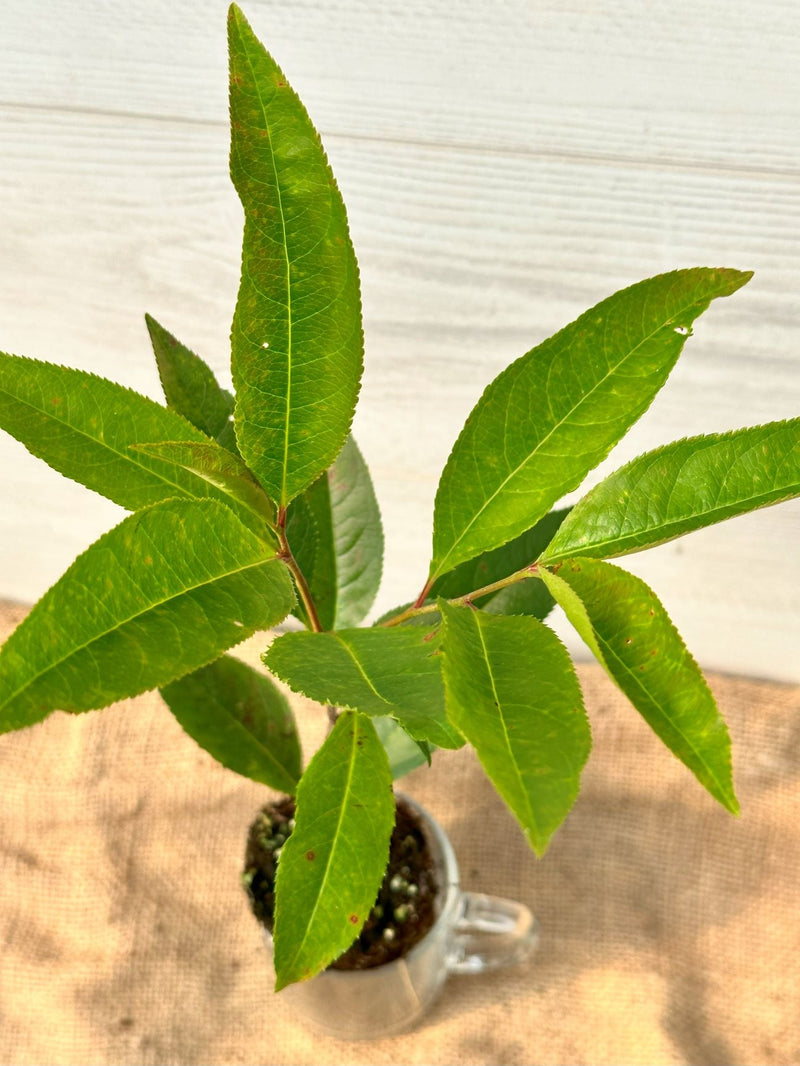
[0,599,798,1066]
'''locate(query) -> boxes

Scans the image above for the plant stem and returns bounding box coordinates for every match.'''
[276,506,324,634]
[412,577,434,610]
[276,510,337,731]
[380,564,541,628]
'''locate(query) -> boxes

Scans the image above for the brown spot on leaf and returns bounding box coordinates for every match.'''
[306,850,315,861]
[349,914,359,924]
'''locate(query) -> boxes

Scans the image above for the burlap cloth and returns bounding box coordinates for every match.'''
[0,600,798,1066]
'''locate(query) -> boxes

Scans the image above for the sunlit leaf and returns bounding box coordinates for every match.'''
[0,353,228,510]
[540,558,738,812]
[132,439,275,534]
[228,5,363,505]
[430,268,752,580]
[0,499,294,731]
[273,712,393,989]
[543,420,800,562]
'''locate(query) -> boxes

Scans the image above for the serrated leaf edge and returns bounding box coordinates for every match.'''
[541,560,739,814]
[1,499,289,717]
[431,268,752,579]
[542,419,800,563]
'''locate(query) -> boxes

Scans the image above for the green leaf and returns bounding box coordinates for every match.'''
[161,654,301,793]
[372,716,432,780]
[228,5,363,506]
[542,420,800,563]
[132,440,275,533]
[440,603,590,856]
[429,268,752,581]
[540,558,738,813]
[0,499,294,731]
[273,711,393,989]
[145,314,235,441]
[286,436,383,629]
[429,507,570,619]
[265,626,463,750]
[0,353,230,510]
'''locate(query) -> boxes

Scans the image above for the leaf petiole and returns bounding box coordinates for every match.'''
[381,564,542,628]
[276,506,324,634]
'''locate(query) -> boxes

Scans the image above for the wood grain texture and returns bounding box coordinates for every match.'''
[3,0,800,172]
[2,1,800,682]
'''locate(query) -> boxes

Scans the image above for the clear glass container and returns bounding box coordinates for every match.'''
[262,793,539,1039]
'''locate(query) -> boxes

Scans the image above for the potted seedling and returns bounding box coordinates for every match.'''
[2,3,800,1038]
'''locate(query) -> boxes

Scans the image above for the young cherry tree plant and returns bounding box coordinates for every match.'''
[1,4,800,991]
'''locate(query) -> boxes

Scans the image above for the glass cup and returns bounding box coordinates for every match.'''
[262,793,539,1039]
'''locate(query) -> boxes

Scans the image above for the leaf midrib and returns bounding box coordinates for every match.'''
[434,291,701,578]
[283,715,359,975]
[333,633,392,707]
[204,687,297,791]
[595,630,733,809]
[546,482,800,562]
[0,381,207,504]
[135,440,275,524]
[548,562,729,800]
[236,23,293,507]
[472,612,540,841]
[1,530,278,712]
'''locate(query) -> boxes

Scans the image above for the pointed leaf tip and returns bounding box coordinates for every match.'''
[228,8,363,505]
[145,316,235,441]
[430,267,755,578]
[541,558,739,813]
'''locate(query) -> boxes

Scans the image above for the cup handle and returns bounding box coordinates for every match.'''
[446,891,539,975]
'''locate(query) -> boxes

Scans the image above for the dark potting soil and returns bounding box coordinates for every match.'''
[242,794,438,970]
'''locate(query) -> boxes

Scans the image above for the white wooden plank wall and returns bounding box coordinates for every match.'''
[2,1,800,681]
